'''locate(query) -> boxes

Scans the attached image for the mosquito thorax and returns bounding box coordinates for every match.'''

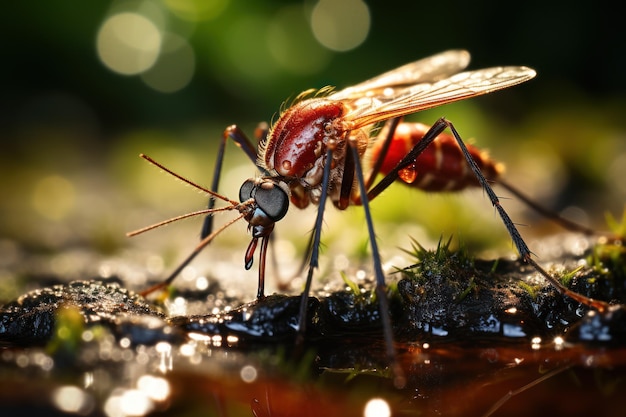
[262,98,346,180]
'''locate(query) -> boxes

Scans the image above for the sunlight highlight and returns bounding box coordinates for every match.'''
[104,388,152,417]
[137,375,171,402]
[310,0,370,52]
[52,386,94,415]
[140,33,195,93]
[364,398,391,417]
[96,8,195,93]
[96,12,162,76]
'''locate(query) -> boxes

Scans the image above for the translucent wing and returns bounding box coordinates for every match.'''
[344,65,537,129]
[329,50,471,101]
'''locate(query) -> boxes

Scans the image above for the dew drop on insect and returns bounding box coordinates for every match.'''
[398,165,417,184]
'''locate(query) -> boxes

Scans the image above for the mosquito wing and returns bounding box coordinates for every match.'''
[329,50,471,101]
[344,65,537,129]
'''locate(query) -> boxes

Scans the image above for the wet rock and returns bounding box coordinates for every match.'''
[0,280,177,346]
[170,294,320,343]
[163,244,626,349]
[3,235,625,353]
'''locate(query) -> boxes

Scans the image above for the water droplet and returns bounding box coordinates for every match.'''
[399,165,417,184]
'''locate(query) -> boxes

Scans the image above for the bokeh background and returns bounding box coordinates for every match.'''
[1,0,624,298]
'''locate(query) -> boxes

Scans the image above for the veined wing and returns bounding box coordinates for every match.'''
[344,65,537,129]
[329,50,471,101]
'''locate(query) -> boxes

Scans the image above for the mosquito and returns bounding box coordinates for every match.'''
[128,50,608,387]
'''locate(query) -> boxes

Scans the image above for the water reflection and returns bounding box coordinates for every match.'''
[52,385,95,415]
[1,317,624,416]
[364,398,391,417]
[1,234,625,416]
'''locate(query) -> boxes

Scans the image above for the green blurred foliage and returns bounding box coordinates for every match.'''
[1,0,623,130]
[0,0,624,259]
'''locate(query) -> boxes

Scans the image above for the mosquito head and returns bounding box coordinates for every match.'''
[240,178,290,276]
[239,178,290,236]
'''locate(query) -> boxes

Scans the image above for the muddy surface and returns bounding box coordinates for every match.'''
[1,233,625,416]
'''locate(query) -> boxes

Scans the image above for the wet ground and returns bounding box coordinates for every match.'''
[1,231,625,417]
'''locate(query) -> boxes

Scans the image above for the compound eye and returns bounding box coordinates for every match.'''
[239,179,255,202]
[255,182,289,222]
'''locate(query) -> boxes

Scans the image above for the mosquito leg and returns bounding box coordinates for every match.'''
[140,213,246,297]
[296,148,334,345]
[444,119,609,312]
[202,125,260,239]
[201,128,230,239]
[350,142,406,389]
[197,125,280,299]
[137,126,264,297]
[365,117,609,311]
[364,117,402,190]
[337,138,356,209]
[366,119,449,201]
[334,126,406,386]
[496,178,597,236]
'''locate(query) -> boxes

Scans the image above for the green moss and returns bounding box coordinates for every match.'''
[585,238,626,300]
[400,236,474,281]
[340,271,361,298]
[398,236,478,303]
[558,265,584,288]
[457,276,477,301]
[46,304,85,357]
[583,209,626,298]
[517,281,542,300]
[605,207,626,239]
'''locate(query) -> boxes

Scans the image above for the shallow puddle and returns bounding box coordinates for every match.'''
[1,234,625,416]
